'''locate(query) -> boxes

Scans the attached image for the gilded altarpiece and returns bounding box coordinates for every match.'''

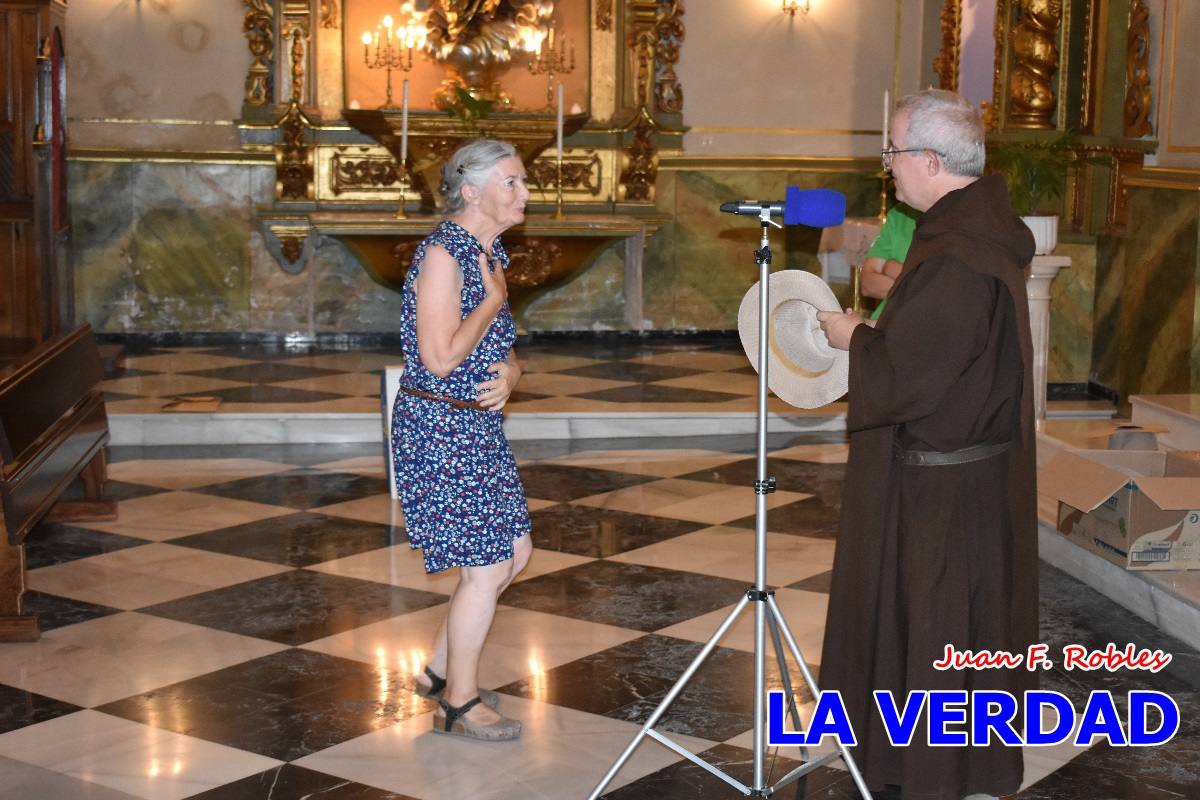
[238,0,687,327]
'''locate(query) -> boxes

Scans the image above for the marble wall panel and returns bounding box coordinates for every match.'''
[1094,186,1200,399]
[1047,242,1096,384]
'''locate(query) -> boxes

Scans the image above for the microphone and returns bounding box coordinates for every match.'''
[719,187,846,228]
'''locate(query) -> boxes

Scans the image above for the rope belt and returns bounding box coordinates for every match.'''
[893,439,1012,466]
[398,385,487,412]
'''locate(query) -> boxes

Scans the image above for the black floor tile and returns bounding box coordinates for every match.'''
[517,464,656,502]
[576,384,747,403]
[499,634,813,741]
[500,560,748,631]
[24,523,148,569]
[186,385,348,404]
[0,684,83,735]
[172,512,402,567]
[677,457,846,508]
[557,361,704,383]
[530,504,706,557]
[600,743,844,800]
[99,649,429,762]
[181,363,343,383]
[194,470,390,510]
[726,497,841,539]
[22,591,122,632]
[787,570,832,594]
[184,763,419,799]
[139,570,445,645]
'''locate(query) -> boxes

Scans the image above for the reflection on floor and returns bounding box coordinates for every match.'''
[3,435,1197,799]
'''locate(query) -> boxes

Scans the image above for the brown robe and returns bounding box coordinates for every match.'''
[819,175,1039,800]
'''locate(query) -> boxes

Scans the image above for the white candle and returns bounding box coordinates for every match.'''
[400,79,409,165]
[556,82,564,162]
[883,89,890,149]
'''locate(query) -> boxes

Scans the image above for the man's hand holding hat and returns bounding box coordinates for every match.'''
[817,309,867,350]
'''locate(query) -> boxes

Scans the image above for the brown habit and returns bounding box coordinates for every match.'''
[819,175,1039,800]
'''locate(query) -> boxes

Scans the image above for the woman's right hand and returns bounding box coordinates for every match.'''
[480,254,508,305]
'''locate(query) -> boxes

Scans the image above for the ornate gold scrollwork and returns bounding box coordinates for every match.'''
[595,0,613,31]
[1123,0,1153,138]
[620,110,658,202]
[619,3,659,203]
[505,240,561,288]
[320,0,339,29]
[1007,0,1062,129]
[655,1,684,114]
[279,234,306,263]
[528,152,603,196]
[242,0,274,106]
[932,0,961,92]
[276,25,315,200]
[332,154,402,194]
[392,241,421,270]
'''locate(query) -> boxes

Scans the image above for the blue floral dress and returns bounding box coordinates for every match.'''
[391,220,531,574]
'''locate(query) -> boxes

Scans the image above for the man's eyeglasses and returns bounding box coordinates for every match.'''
[880,146,940,169]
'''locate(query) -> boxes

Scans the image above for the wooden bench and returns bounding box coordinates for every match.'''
[0,325,115,641]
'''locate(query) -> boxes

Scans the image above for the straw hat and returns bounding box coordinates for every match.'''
[737,270,849,409]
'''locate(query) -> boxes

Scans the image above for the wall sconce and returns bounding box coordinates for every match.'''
[783,0,811,15]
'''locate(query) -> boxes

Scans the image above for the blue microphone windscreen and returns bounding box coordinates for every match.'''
[783,187,847,228]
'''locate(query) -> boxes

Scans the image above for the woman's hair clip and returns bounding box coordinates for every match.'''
[456,164,465,175]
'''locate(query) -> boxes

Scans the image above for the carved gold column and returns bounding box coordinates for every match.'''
[932,0,961,92]
[243,0,275,108]
[596,0,614,32]
[1123,0,1153,138]
[276,26,315,201]
[1007,0,1062,129]
[618,0,661,203]
[655,1,684,114]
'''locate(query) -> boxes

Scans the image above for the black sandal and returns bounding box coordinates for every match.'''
[415,666,500,709]
[432,696,521,741]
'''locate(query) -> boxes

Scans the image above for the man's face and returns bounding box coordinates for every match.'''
[886,112,933,212]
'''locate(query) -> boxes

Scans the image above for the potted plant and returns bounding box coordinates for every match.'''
[987,133,1081,255]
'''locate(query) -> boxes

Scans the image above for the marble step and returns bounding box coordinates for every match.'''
[1131,394,1200,450]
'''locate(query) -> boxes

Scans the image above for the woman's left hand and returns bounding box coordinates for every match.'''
[476,356,522,409]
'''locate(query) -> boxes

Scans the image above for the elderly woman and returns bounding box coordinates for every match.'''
[391,138,532,741]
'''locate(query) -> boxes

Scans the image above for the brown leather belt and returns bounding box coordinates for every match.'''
[398,385,487,411]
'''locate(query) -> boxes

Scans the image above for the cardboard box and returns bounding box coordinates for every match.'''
[1040,449,1200,570]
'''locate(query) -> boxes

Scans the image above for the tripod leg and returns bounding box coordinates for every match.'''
[765,595,874,800]
[766,612,808,762]
[587,594,754,800]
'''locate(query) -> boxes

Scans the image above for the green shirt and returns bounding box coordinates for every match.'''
[865,203,919,320]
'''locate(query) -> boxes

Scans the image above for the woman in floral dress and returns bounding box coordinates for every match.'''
[391,138,531,741]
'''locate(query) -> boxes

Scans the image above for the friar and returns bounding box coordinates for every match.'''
[817,89,1038,800]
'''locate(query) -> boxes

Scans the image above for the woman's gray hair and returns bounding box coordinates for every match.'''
[896,89,985,178]
[439,138,519,213]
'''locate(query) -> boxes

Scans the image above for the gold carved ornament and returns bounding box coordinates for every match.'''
[243,0,274,106]
[390,241,560,289]
[332,154,402,194]
[528,152,603,195]
[1007,0,1062,129]
[279,234,306,263]
[655,1,684,114]
[276,25,316,201]
[1123,0,1153,138]
[618,9,660,203]
[424,0,555,110]
[505,240,561,288]
[932,0,961,92]
[320,0,339,29]
[595,0,613,31]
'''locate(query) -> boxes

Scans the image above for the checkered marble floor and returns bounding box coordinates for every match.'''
[4,436,1197,799]
[98,336,822,417]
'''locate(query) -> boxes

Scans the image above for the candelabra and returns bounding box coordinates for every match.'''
[526,26,575,109]
[361,14,426,108]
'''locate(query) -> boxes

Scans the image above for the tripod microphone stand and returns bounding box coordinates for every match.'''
[586,208,873,799]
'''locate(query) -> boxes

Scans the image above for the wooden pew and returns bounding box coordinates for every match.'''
[0,325,115,641]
